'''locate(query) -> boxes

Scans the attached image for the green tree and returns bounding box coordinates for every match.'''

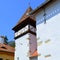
[8,41,15,48]
[4,36,8,44]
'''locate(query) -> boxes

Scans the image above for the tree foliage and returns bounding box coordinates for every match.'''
[8,41,15,48]
[4,36,8,44]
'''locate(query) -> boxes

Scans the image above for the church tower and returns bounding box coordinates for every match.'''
[12,7,38,60]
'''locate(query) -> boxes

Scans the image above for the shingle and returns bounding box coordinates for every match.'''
[0,43,14,53]
[12,6,35,30]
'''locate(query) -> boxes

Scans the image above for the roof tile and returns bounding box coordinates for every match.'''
[0,43,15,53]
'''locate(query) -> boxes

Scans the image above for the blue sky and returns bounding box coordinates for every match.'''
[0,0,45,41]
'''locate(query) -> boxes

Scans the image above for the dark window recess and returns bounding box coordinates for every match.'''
[1,46,6,49]
[0,58,3,60]
[44,13,46,24]
[43,7,46,24]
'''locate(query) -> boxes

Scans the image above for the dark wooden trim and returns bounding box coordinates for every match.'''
[14,31,28,39]
[29,56,38,58]
[0,50,14,54]
[14,30,36,39]
[12,17,36,32]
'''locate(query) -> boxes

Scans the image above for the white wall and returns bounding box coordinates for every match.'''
[37,13,60,60]
[36,0,60,60]
[15,33,37,60]
[15,34,29,60]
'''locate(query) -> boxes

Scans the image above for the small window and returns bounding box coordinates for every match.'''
[37,41,43,46]
[43,8,46,24]
[45,54,51,58]
[45,39,51,43]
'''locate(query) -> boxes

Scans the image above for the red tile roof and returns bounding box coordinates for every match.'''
[0,43,14,53]
[30,50,38,57]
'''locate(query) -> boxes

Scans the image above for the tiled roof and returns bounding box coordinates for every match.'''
[30,50,38,57]
[0,43,14,53]
[13,6,35,30]
[16,7,33,25]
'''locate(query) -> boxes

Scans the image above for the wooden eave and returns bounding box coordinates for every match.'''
[12,16,36,32]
